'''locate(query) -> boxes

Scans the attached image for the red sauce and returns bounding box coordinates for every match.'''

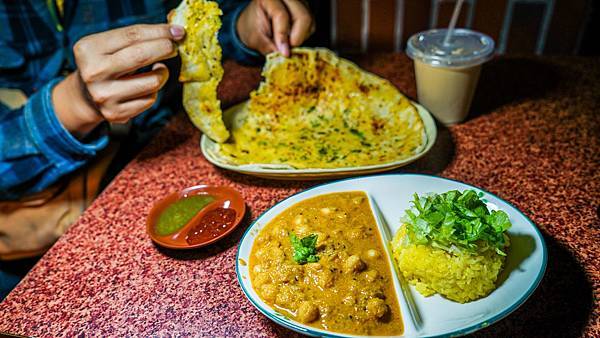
[185,207,237,245]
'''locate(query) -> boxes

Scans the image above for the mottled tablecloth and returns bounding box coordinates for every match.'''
[1,54,598,337]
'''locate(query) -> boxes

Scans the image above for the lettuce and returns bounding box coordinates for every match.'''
[402,190,511,255]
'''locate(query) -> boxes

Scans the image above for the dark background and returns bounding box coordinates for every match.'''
[305,0,600,56]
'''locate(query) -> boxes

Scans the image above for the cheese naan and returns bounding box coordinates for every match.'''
[216,48,426,169]
[169,0,229,143]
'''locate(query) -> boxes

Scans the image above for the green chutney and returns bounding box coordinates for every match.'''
[155,195,215,236]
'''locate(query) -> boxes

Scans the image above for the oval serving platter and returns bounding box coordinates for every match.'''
[236,174,547,337]
[201,102,437,180]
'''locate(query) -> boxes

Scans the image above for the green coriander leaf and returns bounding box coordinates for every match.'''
[289,233,320,264]
[349,128,365,140]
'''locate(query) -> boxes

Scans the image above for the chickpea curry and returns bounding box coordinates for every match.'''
[249,192,403,336]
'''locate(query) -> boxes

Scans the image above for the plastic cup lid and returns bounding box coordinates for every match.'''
[406,29,495,68]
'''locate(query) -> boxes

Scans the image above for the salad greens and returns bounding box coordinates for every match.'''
[402,190,511,255]
[289,233,319,264]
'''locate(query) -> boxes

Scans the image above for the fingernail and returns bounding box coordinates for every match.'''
[278,42,290,57]
[170,25,185,40]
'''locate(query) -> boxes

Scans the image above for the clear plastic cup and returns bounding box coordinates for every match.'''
[407,29,494,125]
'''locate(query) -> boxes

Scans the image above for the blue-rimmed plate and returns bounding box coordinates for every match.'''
[236,174,547,337]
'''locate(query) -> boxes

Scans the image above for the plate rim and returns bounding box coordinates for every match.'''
[235,173,548,337]
[201,101,437,177]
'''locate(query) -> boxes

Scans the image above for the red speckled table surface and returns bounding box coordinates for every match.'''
[0,54,598,337]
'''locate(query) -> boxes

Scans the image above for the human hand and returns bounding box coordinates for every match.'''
[53,24,185,135]
[237,0,315,57]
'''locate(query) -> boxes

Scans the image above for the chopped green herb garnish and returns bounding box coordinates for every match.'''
[349,128,365,140]
[402,190,511,256]
[289,233,319,264]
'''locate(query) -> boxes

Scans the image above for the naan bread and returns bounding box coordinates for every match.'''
[169,0,229,143]
[217,48,426,169]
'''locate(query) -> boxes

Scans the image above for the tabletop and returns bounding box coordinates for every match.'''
[0,54,598,337]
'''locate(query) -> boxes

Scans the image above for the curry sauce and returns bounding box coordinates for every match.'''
[249,192,403,335]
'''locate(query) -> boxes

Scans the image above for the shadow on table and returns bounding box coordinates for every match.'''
[136,119,191,161]
[496,233,536,287]
[154,206,256,260]
[473,233,594,337]
[402,121,455,175]
[219,167,326,189]
[468,57,561,121]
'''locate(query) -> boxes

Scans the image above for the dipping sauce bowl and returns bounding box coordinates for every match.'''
[147,185,245,249]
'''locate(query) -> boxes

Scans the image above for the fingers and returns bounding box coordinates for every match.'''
[282,0,314,46]
[103,93,158,124]
[253,33,279,55]
[94,64,169,104]
[261,0,291,56]
[84,63,167,123]
[237,2,278,55]
[254,7,279,54]
[77,24,184,55]
[109,38,177,77]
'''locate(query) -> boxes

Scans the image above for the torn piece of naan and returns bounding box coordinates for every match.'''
[169,0,229,143]
[216,48,426,169]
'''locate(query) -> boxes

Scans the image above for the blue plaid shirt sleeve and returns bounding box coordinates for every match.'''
[0,0,260,199]
[0,78,108,199]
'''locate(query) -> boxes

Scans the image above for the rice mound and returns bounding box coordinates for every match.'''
[391,227,507,303]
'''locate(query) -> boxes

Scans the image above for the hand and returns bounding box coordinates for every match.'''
[53,24,185,135]
[237,0,315,57]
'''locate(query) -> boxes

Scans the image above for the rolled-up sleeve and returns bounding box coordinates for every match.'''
[0,77,108,199]
[217,0,262,65]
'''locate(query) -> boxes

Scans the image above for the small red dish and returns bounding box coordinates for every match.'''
[146,185,246,249]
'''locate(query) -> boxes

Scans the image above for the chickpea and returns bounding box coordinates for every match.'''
[342,295,356,305]
[346,227,365,240]
[366,298,389,319]
[270,247,285,264]
[294,214,305,225]
[366,249,380,259]
[305,262,322,271]
[260,284,278,302]
[353,196,365,205]
[296,225,310,236]
[275,290,293,307]
[313,232,329,249]
[275,264,303,283]
[316,270,334,288]
[320,207,331,215]
[253,273,270,287]
[364,269,379,283]
[344,255,366,273]
[297,301,320,323]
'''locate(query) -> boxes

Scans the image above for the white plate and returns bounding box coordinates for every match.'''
[201,102,437,180]
[236,174,547,337]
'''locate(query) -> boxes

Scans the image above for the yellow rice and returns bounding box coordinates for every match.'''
[391,226,508,303]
